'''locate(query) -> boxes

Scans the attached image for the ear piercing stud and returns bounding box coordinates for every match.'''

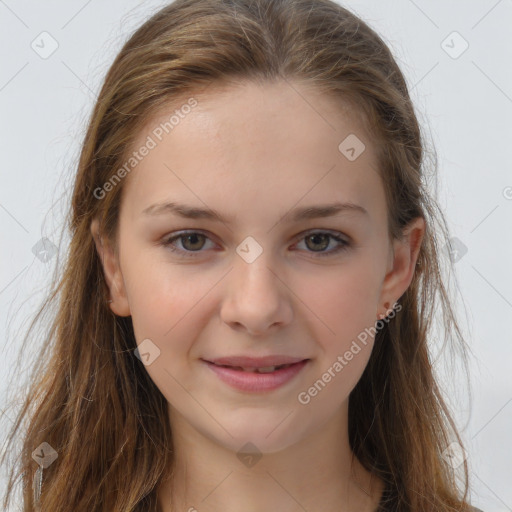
[378,301,391,320]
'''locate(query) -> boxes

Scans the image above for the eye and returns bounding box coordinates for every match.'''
[161,230,216,256]
[293,230,350,257]
[160,229,351,258]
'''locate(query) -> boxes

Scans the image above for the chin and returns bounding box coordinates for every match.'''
[206,414,306,455]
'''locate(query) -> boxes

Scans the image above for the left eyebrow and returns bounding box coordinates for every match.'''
[141,200,369,224]
[288,202,369,221]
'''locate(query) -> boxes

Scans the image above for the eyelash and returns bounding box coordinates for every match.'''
[160,230,351,258]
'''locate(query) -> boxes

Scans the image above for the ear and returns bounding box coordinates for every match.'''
[90,218,131,317]
[377,216,425,318]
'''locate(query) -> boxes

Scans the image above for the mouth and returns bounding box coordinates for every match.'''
[209,362,300,373]
[201,358,310,392]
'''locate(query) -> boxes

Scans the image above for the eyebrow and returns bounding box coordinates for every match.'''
[142,200,368,224]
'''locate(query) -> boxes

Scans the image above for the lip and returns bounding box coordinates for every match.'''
[202,358,310,392]
[205,355,307,368]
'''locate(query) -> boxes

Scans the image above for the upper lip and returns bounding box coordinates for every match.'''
[204,355,309,368]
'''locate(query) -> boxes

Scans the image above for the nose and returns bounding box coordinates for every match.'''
[220,253,293,336]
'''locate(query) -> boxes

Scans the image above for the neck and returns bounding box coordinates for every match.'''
[157,401,384,512]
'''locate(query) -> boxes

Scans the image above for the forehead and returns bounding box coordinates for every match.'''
[120,79,386,225]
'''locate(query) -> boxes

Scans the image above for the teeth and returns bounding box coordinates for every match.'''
[246,364,291,373]
[217,363,293,372]
[236,366,276,373]
[254,366,277,373]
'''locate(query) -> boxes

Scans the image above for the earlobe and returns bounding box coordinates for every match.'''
[90,219,131,317]
[378,217,425,317]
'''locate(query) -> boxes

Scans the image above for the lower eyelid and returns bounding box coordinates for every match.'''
[163,232,216,252]
[161,231,350,256]
[295,233,348,249]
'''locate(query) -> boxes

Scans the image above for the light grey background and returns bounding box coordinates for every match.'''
[1,1,511,510]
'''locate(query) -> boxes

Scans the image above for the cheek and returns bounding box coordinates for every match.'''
[120,246,207,358]
[122,239,191,320]
[298,266,380,409]
[295,256,383,401]
[300,256,383,344]
[120,251,211,405]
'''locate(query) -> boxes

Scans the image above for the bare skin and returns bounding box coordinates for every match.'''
[92,79,424,512]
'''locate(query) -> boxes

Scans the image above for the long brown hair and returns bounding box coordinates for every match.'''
[2,0,473,510]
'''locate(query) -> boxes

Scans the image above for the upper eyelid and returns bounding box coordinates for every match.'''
[163,228,350,249]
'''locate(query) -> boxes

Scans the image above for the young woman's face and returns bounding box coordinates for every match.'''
[96,80,422,454]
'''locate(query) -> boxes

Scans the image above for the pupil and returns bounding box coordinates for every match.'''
[183,234,204,251]
[307,234,329,251]
[182,234,331,252]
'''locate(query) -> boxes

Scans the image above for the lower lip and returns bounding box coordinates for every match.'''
[203,360,309,392]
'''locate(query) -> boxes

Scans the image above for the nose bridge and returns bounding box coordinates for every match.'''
[221,243,292,334]
[232,244,281,303]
